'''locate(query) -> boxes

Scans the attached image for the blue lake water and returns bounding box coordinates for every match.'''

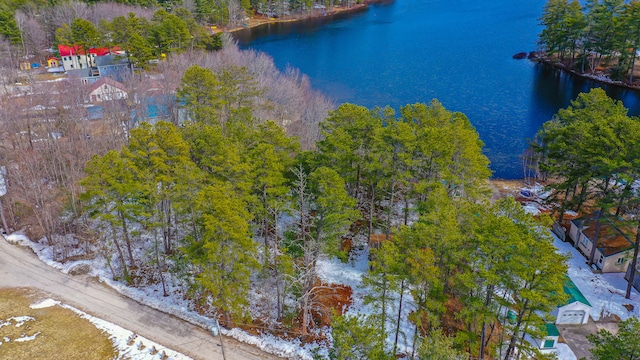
[234,0,640,179]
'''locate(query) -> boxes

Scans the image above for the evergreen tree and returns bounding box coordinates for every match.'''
[588,317,640,360]
[417,329,466,360]
[185,180,258,326]
[178,65,223,124]
[81,150,146,282]
[330,314,391,360]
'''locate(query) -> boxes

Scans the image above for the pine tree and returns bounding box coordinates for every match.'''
[185,181,258,326]
[330,314,391,360]
[81,150,147,282]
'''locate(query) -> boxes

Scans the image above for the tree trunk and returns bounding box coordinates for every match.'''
[154,228,168,296]
[368,182,376,240]
[625,224,640,299]
[479,284,494,360]
[588,208,605,267]
[0,196,9,233]
[386,178,396,240]
[118,209,135,267]
[109,222,129,282]
[393,279,405,356]
[503,299,530,360]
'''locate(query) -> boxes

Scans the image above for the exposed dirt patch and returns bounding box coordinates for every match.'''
[489,179,526,201]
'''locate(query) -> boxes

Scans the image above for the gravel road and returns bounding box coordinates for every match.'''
[0,235,284,360]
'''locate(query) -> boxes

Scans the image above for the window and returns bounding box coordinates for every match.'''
[617,257,626,265]
[598,254,604,264]
[581,236,590,247]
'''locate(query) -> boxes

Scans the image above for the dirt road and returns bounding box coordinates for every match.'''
[0,235,284,360]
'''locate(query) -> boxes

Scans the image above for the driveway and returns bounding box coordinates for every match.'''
[557,319,619,360]
[0,235,283,360]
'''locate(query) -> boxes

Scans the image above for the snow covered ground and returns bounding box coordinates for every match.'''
[540,343,577,360]
[317,243,417,356]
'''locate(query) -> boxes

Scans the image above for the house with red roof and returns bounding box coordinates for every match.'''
[58,44,111,71]
[88,77,128,103]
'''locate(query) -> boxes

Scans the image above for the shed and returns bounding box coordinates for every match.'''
[47,57,59,68]
[539,324,560,349]
[552,278,591,325]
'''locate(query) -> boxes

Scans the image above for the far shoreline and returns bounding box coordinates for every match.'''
[224,0,388,33]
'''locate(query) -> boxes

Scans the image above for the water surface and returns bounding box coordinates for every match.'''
[235,0,640,179]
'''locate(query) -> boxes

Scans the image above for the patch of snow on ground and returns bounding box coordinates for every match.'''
[317,244,417,356]
[59,302,193,360]
[522,204,541,215]
[540,343,577,360]
[224,328,313,360]
[30,299,60,309]
[553,234,640,321]
[8,316,35,327]
[14,332,40,342]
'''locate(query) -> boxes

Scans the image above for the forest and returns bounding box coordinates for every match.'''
[538,0,640,83]
[1,0,639,359]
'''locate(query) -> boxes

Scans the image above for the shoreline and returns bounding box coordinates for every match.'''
[225,0,384,33]
[532,56,640,92]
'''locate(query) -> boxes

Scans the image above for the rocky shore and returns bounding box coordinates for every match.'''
[513,51,640,91]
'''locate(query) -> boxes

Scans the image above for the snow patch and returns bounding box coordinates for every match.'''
[14,332,41,342]
[30,299,60,309]
[540,343,577,360]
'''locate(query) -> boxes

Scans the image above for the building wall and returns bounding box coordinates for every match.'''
[89,84,127,102]
[569,222,581,246]
[61,54,97,71]
[556,301,591,325]
[576,231,594,258]
[601,251,632,273]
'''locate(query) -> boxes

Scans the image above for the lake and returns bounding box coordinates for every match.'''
[234,0,640,179]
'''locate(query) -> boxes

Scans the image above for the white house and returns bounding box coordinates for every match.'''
[88,77,128,103]
[58,45,110,71]
[569,214,636,273]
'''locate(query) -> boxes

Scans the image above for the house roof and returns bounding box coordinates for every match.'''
[563,277,591,307]
[58,44,110,57]
[88,77,127,94]
[573,214,636,257]
[47,56,58,61]
[545,323,560,337]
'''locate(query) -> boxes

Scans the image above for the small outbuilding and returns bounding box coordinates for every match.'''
[47,57,59,68]
[537,324,560,349]
[552,278,592,325]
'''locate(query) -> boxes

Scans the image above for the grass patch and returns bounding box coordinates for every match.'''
[0,288,117,360]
